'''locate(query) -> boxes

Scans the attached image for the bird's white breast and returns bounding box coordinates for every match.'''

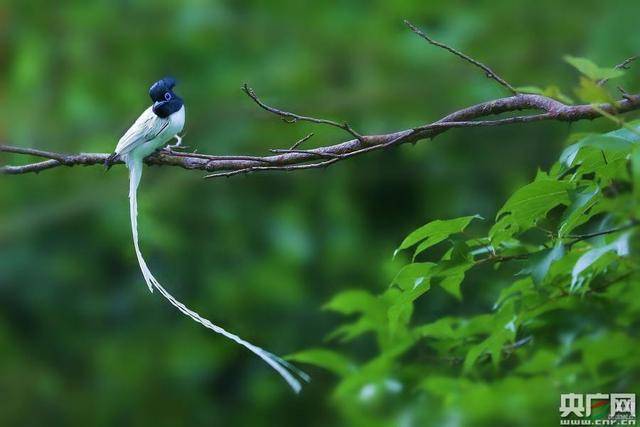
[154,105,185,147]
[166,105,185,139]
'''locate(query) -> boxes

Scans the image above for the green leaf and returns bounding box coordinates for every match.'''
[559,135,633,167]
[494,277,535,309]
[515,350,558,375]
[438,273,466,300]
[326,318,375,343]
[463,303,517,373]
[414,317,458,340]
[387,297,418,336]
[324,289,395,343]
[463,341,487,373]
[458,314,495,337]
[560,141,632,184]
[608,119,640,143]
[333,339,413,401]
[521,242,565,285]
[434,259,474,300]
[389,264,434,333]
[633,146,640,203]
[395,215,480,257]
[422,240,475,300]
[574,77,615,104]
[564,56,625,81]
[463,328,515,373]
[575,332,636,376]
[392,262,435,290]
[559,186,601,237]
[571,231,632,290]
[323,290,380,315]
[516,85,573,104]
[286,349,356,377]
[491,177,573,244]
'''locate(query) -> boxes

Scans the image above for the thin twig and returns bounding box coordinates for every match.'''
[614,55,639,70]
[269,149,342,159]
[566,220,639,243]
[204,158,340,179]
[289,133,314,150]
[414,113,552,132]
[163,149,275,163]
[598,55,639,86]
[404,20,519,95]
[503,335,533,352]
[475,221,639,266]
[242,84,365,142]
[0,159,63,174]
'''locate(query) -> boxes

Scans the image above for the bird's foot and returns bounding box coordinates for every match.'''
[165,134,188,152]
[104,153,118,172]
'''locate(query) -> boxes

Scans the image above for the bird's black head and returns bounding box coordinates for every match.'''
[149,77,183,118]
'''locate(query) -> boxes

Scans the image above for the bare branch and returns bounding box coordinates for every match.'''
[566,220,639,244]
[269,148,343,159]
[163,149,275,163]
[242,84,364,141]
[476,221,640,266]
[288,133,314,150]
[0,145,73,163]
[598,55,639,86]
[404,20,519,95]
[612,55,639,72]
[1,159,65,175]
[204,158,340,179]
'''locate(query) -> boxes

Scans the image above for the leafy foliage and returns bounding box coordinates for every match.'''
[290,117,640,425]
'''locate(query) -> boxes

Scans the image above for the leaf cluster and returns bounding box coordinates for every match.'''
[290,111,640,425]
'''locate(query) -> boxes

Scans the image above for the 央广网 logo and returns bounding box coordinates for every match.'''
[560,393,636,425]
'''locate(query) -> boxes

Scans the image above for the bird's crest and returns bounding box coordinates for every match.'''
[149,77,177,102]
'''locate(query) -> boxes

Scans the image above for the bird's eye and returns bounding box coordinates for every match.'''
[164,92,171,101]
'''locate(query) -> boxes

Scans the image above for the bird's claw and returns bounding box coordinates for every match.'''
[165,145,190,152]
[165,134,188,151]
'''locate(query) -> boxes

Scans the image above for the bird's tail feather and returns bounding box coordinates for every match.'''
[127,157,154,293]
[125,157,309,392]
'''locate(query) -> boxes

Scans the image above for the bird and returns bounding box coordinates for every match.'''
[108,77,308,392]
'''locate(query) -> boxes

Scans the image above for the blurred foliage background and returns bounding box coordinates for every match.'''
[1,1,640,426]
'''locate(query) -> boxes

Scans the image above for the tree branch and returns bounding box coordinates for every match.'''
[3,92,640,177]
[404,20,519,95]
[2,21,639,178]
[476,221,640,266]
[242,84,364,142]
[597,55,639,86]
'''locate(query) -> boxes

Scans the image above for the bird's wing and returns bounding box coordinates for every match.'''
[115,106,170,156]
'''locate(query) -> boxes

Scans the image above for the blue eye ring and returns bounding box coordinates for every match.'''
[164,92,171,101]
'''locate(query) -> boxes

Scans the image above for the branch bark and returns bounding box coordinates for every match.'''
[2,22,639,178]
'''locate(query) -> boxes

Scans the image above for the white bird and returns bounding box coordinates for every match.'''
[108,77,308,392]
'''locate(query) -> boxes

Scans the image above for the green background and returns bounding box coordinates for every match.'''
[1,1,639,425]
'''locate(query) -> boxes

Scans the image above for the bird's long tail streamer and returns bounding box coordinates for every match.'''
[125,157,309,392]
